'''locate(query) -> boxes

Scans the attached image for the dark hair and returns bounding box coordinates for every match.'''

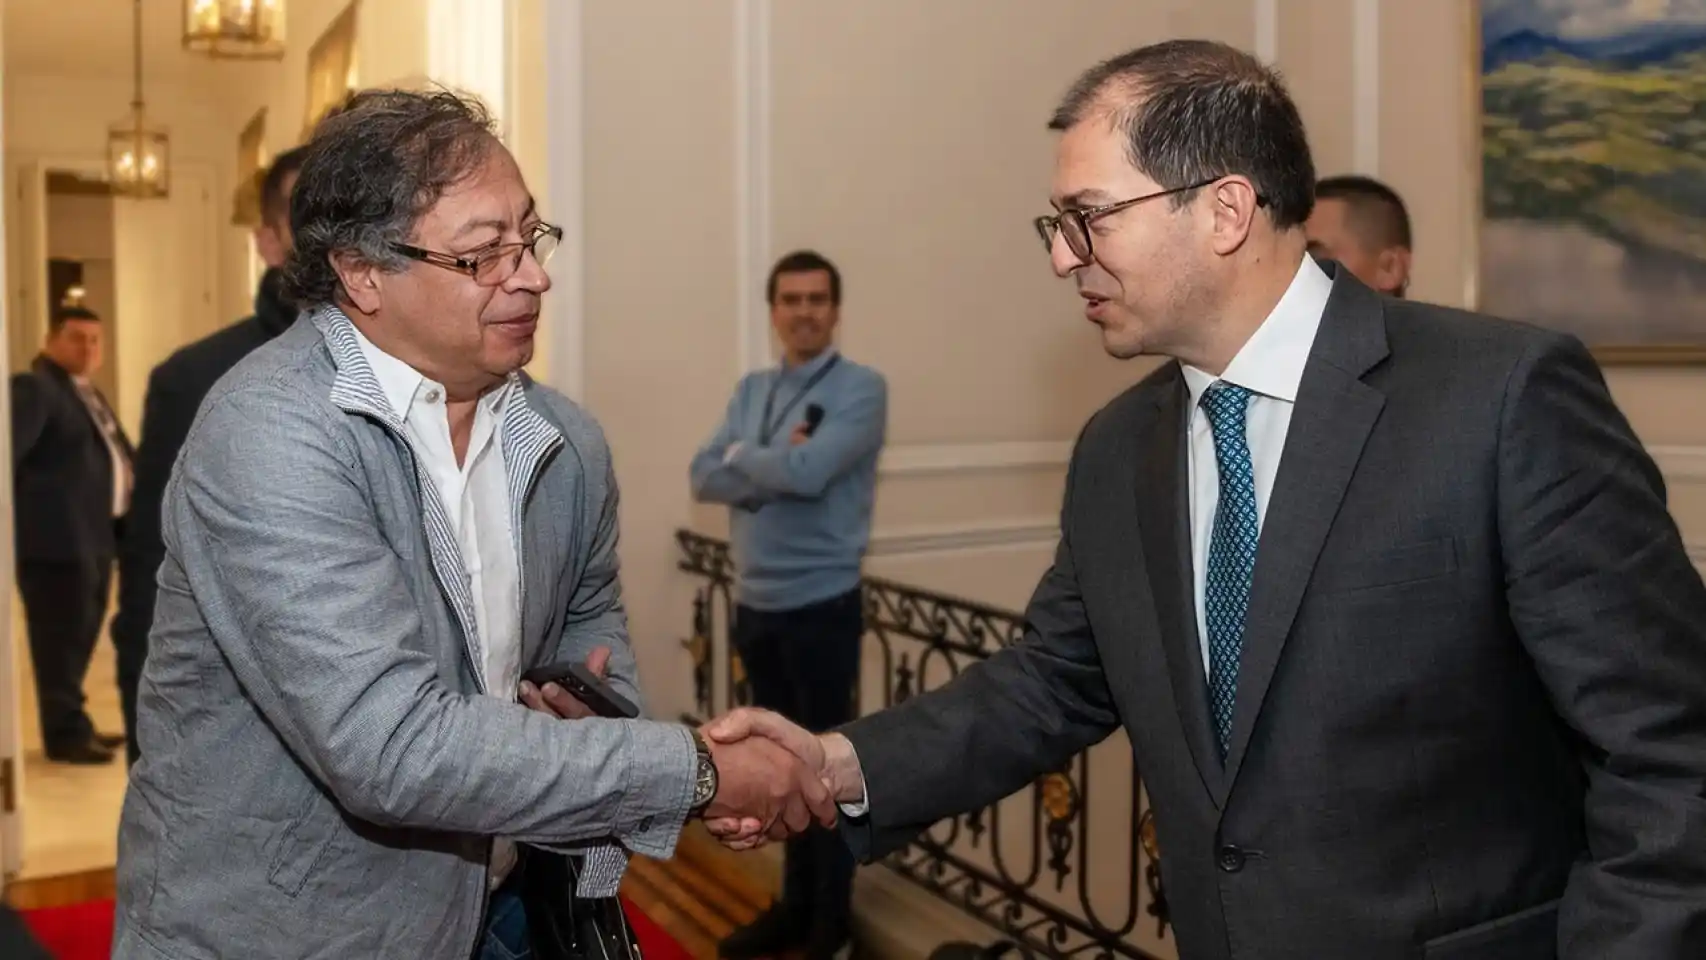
[1048,39,1314,229]
[1315,174,1412,250]
[49,305,100,334]
[283,88,499,306]
[258,145,310,228]
[766,250,842,306]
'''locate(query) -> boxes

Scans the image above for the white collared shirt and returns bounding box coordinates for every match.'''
[1179,255,1332,671]
[72,375,132,517]
[350,326,522,886]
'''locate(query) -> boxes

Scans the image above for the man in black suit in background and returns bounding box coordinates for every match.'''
[706,40,1706,959]
[111,146,307,765]
[11,305,133,765]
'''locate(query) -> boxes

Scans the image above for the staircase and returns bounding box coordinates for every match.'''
[622,825,772,957]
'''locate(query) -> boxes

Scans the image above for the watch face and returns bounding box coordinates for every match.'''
[694,757,718,806]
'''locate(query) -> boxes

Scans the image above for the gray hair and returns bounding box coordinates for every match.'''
[282,88,498,306]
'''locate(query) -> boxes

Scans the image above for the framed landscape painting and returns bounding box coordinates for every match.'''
[1478,0,1706,363]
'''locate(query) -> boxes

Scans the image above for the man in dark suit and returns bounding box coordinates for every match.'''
[11,305,134,764]
[704,40,1706,959]
[111,145,306,766]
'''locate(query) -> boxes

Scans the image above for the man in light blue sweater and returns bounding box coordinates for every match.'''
[690,250,887,960]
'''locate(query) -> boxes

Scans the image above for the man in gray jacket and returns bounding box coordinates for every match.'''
[113,88,831,960]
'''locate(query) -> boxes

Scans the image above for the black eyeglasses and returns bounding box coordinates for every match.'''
[1034,178,1268,265]
[392,222,563,286]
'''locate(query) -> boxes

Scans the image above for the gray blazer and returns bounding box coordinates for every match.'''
[840,264,1706,960]
[113,308,698,960]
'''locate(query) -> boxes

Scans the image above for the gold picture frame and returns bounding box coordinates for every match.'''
[303,1,360,141]
[1470,1,1706,365]
[231,107,269,227]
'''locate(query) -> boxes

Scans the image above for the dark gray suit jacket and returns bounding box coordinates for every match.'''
[840,265,1706,960]
[10,355,132,563]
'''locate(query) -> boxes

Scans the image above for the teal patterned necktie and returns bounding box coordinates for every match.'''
[1201,382,1258,758]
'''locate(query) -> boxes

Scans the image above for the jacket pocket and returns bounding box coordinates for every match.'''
[1335,537,1459,592]
[265,789,339,897]
[1422,898,1559,959]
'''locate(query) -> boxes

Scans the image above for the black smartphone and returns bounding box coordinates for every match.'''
[520,661,640,719]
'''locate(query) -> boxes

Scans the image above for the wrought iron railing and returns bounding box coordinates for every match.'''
[676,529,1171,960]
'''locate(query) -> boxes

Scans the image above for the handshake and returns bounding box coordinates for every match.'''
[517,649,865,851]
[693,708,866,852]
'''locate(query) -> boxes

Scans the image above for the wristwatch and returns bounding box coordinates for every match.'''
[689,728,719,814]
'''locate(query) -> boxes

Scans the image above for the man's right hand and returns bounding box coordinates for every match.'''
[700,708,868,851]
[701,732,837,839]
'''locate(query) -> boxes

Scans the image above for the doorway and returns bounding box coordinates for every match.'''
[6,163,132,886]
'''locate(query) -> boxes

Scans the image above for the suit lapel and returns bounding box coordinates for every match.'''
[1221,273,1390,785]
[1129,369,1225,804]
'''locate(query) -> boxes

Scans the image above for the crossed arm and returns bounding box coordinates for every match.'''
[689,385,771,508]
[690,373,888,506]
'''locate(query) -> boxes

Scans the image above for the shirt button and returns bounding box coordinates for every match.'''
[1217,844,1247,873]
[424,388,441,403]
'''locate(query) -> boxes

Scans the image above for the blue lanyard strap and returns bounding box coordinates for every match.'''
[758,354,841,445]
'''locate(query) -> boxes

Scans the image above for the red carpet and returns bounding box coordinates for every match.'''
[17,898,109,959]
[21,897,692,960]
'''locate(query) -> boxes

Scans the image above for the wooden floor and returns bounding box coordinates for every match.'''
[8,590,132,884]
[624,826,776,959]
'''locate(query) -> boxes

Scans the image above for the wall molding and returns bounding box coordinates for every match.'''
[543,0,586,401]
[879,440,1072,478]
[1651,444,1706,483]
[734,0,773,376]
[1351,0,1381,172]
[868,517,1059,558]
[1254,0,1279,63]
[430,0,510,136]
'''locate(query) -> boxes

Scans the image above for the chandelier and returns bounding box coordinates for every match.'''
[183,0,287,60]
[107,0,170,199]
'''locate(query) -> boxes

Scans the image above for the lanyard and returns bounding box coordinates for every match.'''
[758,354,841,445]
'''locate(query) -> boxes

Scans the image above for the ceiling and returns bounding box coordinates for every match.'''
[4,0,222,83]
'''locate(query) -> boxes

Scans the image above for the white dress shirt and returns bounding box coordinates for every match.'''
[73,376,132,517]
[351,327,523,887]
[1179,255,1332,670]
